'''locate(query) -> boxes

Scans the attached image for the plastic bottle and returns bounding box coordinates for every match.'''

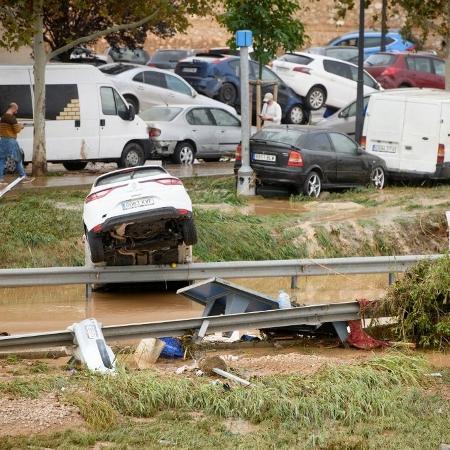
[277,290,292,309]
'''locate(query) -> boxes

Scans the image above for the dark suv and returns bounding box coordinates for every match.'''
[364,52,444,89]
[175,55,310,124]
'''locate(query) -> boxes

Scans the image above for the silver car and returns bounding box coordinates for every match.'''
[99,63,237,116]
[140,105,243,164]
[317,95,371,137]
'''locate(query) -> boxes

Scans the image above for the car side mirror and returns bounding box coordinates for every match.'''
[127,104,136,121]
[339,110,348,119]
[356,147,364,155]
[192,90,197,98]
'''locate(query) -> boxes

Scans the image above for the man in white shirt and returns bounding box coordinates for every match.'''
[259,92,282,126]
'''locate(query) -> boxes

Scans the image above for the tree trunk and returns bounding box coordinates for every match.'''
[380,0,388,52]
[32,0,47,176]
[446,0,450,91]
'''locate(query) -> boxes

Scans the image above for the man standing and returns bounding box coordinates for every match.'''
[259,92,282,126]
[0,102,32,186]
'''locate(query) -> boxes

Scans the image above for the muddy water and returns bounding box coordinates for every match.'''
[0,274,388,335]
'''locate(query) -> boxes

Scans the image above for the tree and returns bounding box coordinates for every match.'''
[218,0,306,78]
[0,0,212,176]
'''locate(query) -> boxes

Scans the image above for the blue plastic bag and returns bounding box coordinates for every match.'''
[159,337,184,358]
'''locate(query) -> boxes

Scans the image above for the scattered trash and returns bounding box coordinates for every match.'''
[134,338,165,369]
[195,369,204,377]
[212,367,251,387]
[346,320,391,350]
[429,372,443,377]
[68,318,116,374]
[159,337,184,359]
[203,331,241,343]
[222,354,239,362]
[198,355,228,374]
[240,334,260,342]
[277,290,292,309]
[175,365,190,375]
[0,176,24,199]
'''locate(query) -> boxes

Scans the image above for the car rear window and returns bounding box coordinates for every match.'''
[100,64,135,75]
[278,53,313,65]
[95,167,167,186]
[365,54,396,66]
[325,47,358,61]
[151,50,188,62]
[176,59,212,77]
[139,107,182,122]
[251,129,303,146]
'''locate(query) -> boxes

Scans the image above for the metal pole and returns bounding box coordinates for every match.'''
[237,45,255,196]
[355,0,365,144]
[380,0,388,52]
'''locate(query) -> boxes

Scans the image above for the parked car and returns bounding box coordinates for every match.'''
[362,89,450,181]
[271,52,380,110]
[364,52,445,89]
[175,55,310,124]
[317,95,371,137]
[140,105,245,164]
[303,46,359,64]
[327,31,415,57]
[99,63,237,115]
[147,49,196,71]
[103,47,150,65]
[83,165,197,266]
[234,125,387,197]
[50,47,108,66]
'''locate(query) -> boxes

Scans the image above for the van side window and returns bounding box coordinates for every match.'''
[101,87,117,115]
[0,85,33,119]
[113,89,128,116]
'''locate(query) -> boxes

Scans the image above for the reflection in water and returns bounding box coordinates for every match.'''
[0,274,389,334]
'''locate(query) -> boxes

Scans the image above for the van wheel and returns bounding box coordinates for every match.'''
[62,161,88,171]
[370,166,386,190]
[306,86,326,110]
[124,95,139,114]
[172,141,195,164]
[181,218,198,245]
[86,231,104,263]
[119,142,145,168]
[303,171,322,198]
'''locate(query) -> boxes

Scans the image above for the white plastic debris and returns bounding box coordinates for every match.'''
[277,290,292,309]
[68,318,116,374]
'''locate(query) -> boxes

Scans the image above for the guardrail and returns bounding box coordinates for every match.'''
[0,254,442,288]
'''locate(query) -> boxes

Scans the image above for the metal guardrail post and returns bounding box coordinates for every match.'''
[388,273,396,285]
[291,276,298,289]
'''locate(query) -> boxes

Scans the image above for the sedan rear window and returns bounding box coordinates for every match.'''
[139,107,182,122]
[278,53,313,65]
[95,167,167,186]
[100,64,135,75]
[365,54,396,66]
[151,50,188,62]
[251,129,303,146]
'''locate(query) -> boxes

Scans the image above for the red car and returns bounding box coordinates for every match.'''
[364,52,444,89]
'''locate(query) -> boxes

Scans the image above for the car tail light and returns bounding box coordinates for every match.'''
[293,66,311,74]
[149,127,161,138]
[437,143,445,164]
[235,143,242,161]
[380,67,399,77]
[178,209,189,215]
[92,224,103,233]
[155,177,183,185]
[85,188,114,203]
[147,63,156,67]
[360,135,367,148]
[287,150,304,167]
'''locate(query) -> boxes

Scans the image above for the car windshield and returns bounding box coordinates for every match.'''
[151,50,187,62]
[365,54,396,66]
[251,129,303,146]
[139,107,183,122]
[100,64,135,75]
[95,167,167,186]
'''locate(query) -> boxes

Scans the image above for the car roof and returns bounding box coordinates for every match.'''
[254,125,331,133]
[335,30,401,39]
[282,51,360,67]
[369,51,442,59]
[94,165,169,183]
[180,54,237,64]
[101,62,182,76]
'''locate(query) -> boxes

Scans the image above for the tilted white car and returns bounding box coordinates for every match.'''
[271,52,381,110]
[83,165,197,266]
[99,63,237,115]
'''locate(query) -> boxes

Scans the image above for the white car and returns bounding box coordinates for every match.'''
[99,63,237,115]
[83,165,197,266]
[271,52,381,110]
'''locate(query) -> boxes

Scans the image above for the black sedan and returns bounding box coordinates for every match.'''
[235,126,386,197]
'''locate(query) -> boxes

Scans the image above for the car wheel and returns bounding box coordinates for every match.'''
[306,86,326,110]
[124,95,139,114]
[173,141,195,164]
[218,82,237,105]
[86,231,104,263]
[119,142,145,168]
[62,161,88,171]
[370,166,386,190]
[287,105,306,124]
[303,171,322,198]
[181,217,198,245]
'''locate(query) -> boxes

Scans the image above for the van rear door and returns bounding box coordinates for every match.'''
[400,100,440,174]
[440,102,450,164]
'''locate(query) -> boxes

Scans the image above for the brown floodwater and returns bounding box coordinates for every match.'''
[0,274,389,335]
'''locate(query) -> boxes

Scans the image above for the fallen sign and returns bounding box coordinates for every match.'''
[0,176,27,199]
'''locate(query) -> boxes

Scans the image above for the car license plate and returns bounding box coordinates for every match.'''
[182,67,197,73]
[122,197,155,210]
[253,153,276,162]
[372,143,397,153]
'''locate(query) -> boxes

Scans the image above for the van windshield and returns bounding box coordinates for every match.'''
[139,107,183,122]
[95,167,167,186]
[100,64,136,75]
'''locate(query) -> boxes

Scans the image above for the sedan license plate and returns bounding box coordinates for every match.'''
[372,143,397,153]
[253,153,276,162]
[122,197,154,210]
[182,67,197,73]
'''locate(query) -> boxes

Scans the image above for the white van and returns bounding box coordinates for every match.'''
[0,64,151,170]
[362,89,450,181]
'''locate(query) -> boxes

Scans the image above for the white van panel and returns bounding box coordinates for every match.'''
[400,101,440,173]
[441,103,450,163]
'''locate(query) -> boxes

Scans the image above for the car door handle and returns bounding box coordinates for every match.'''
[192,129,197,132]
[100,119,105,126]
[405,145,412,150]
[422,137,429,141]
